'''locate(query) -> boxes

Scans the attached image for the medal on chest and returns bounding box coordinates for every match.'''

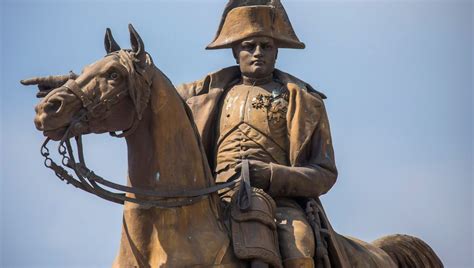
[251,86,289,123]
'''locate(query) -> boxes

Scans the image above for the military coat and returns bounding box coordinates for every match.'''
[177,66,351,266]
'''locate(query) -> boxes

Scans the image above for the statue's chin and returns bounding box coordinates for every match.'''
[43,127,68,141]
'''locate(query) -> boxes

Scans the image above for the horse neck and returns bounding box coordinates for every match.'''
[124,67,213,192]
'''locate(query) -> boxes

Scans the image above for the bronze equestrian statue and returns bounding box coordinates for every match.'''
[22,1,443,267]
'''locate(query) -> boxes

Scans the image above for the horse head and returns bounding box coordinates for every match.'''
[34,24,152,141]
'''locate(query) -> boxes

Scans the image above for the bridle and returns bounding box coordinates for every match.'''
[61,78,140,138]
[39,52,241,207]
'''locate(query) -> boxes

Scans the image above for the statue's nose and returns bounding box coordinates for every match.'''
[254,45,264,57]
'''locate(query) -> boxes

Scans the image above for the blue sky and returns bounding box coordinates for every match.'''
[1,0,472,267]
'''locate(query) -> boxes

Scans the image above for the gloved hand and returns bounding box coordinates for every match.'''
[20,71,78,98]
[235,160,271,190]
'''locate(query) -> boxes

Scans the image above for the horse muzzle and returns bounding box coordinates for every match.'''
[34,87,85,140]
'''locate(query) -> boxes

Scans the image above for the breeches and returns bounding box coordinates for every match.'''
[275,199,315,264]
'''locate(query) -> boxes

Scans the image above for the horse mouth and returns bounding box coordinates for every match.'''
[43,120,91,140]
[43,126,68,141]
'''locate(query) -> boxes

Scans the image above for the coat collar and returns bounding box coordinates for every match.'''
[197,66,327,99]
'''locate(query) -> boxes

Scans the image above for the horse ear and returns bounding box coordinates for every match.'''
[104,28,121,54]
[128,24,146,65]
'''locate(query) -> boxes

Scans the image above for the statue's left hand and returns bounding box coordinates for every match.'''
[235,160,271,190]
[20,71,78,98]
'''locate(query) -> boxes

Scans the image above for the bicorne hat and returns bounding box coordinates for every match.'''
[206,0,305,50]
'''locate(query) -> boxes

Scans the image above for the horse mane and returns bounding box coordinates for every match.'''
[132,51,216,189]
[106,49,202,139]
[151,62,206,155]
[109,50,152,120]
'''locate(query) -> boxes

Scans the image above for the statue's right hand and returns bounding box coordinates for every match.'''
[20,71,78,98]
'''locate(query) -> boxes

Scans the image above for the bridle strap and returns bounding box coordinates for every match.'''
[63,79,93,109]
[62,78,140,138]
[236,159,252,211]
[109,117,140,138]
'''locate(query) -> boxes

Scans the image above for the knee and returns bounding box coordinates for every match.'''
[275,206,315,260]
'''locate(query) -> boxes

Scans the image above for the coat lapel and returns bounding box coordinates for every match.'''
[186,89,223,142]
[185,66,241,161]
[275,70,323,166]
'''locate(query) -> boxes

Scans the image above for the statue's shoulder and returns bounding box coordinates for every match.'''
[308,87,327,100]
[176,77,207,101]
[274,69,327,100]
[177,66,241,101]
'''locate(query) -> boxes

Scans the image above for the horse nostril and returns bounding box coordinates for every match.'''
[44,98,63,114]
[34,116,43,130]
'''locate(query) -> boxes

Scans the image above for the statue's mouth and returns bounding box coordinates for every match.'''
[252,59,265,66]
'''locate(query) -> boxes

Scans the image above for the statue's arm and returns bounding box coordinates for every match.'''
[20,71,78,98]
[267,101,338,198]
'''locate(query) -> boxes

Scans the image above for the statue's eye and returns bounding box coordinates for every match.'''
[262,44,273,50]
[109,72,119,80]
[242,43,255,51]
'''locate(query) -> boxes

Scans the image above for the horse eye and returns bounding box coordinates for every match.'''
[109,72,119,80]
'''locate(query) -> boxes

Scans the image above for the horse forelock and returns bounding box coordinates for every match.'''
[107,49,152,120]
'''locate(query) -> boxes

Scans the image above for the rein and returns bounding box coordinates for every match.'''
[39,57,241,207]
[40,119,241,207]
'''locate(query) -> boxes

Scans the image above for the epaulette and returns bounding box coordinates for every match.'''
[305,83,327,99]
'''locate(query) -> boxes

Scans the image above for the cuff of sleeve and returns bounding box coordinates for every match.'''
[268,162,290,197]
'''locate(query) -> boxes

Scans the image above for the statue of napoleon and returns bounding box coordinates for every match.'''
[22,0,443,267]
[178,2,337,267]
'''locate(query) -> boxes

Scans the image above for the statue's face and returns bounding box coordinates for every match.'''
[233,36,277,78]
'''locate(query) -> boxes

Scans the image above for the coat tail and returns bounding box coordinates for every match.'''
[372,234,443,268]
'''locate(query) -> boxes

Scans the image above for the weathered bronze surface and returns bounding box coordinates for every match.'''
[21,1,443,267]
